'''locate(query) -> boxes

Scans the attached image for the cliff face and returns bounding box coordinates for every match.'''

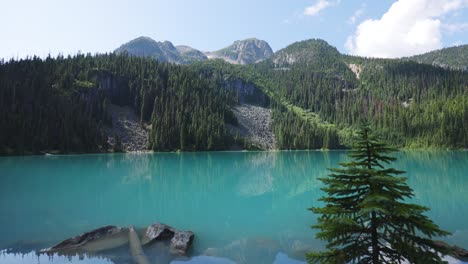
[206,38,274,64]
[88,69,130,106]
[222,77,269,106]
[88,69,149,151]
[222,77,275,149]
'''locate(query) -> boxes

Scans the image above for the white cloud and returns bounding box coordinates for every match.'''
[345,0,468,58]
[304,0,332,16]
[348,7,364,24]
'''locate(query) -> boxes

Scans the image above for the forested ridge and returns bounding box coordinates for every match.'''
[0,54,237,155]
[0,39,466,155]
[252,53,467,149]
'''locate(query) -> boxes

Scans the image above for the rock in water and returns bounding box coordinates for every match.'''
[141,223,176,244]
[170,230,195,255]
[141,222,194,255]
[128,226,150,264]
[41,225,129,254]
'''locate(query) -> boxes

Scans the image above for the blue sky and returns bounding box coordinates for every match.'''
[1,0,467,59]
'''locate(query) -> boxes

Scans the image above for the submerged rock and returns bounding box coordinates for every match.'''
[128,225,150,264]
[141,222,194,255]
[41,225,129,254]
[204,237,280,264]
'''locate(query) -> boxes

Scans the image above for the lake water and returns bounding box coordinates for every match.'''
[0,151,467,264]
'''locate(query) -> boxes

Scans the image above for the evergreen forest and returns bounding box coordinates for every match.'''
[0,39,466,155]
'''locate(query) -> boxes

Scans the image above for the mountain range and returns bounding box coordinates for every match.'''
[1,37,467,155]
[115,36,274,65]
[115,36,468,69]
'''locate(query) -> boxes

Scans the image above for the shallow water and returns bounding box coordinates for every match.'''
[0,151,467,263]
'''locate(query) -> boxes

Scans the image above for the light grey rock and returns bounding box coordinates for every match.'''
[230,104,276,150]
[141,222,194,255]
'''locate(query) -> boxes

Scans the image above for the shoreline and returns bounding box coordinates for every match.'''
[1,148,466,158]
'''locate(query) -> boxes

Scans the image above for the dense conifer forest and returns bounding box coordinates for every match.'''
[0,39,466,155]
[0,54,237,155]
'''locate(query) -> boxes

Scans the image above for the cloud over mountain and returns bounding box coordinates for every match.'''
[346,0,468,58]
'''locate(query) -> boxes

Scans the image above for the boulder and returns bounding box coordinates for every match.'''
[41,225,129,254]
[141,222,194,255]
[170,230,195,255]
[141,223,176,244]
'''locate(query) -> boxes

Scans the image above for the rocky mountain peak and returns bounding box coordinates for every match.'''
[206,38,273,65]
[114,36,207,64]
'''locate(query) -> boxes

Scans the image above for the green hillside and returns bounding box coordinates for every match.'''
[406,45,468,70]
[1,39,467,155]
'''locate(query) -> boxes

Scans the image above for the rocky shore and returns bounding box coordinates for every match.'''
[40,223,194,263]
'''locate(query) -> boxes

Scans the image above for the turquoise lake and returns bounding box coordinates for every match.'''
[0,151,467,264]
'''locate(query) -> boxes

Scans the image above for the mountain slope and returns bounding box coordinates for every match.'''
[250,39,467,149]
[406,45,468,70]
[1,39,466,155]
[206,38,273,64]
[114,36,207,64]
[176,45,208,63]
[271,39,341,67]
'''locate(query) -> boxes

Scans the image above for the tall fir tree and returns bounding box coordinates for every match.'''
[308,124,450,264]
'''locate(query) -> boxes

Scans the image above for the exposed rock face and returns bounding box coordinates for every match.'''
[42,226,129,254]
[206,38,273,64]
[347,63,363,80]
[222,77,269,106]
[230,104,276,150]
[221,77,275,149]
[141,222,194,255]
[115,36,207,64]
[104,104,149,152]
